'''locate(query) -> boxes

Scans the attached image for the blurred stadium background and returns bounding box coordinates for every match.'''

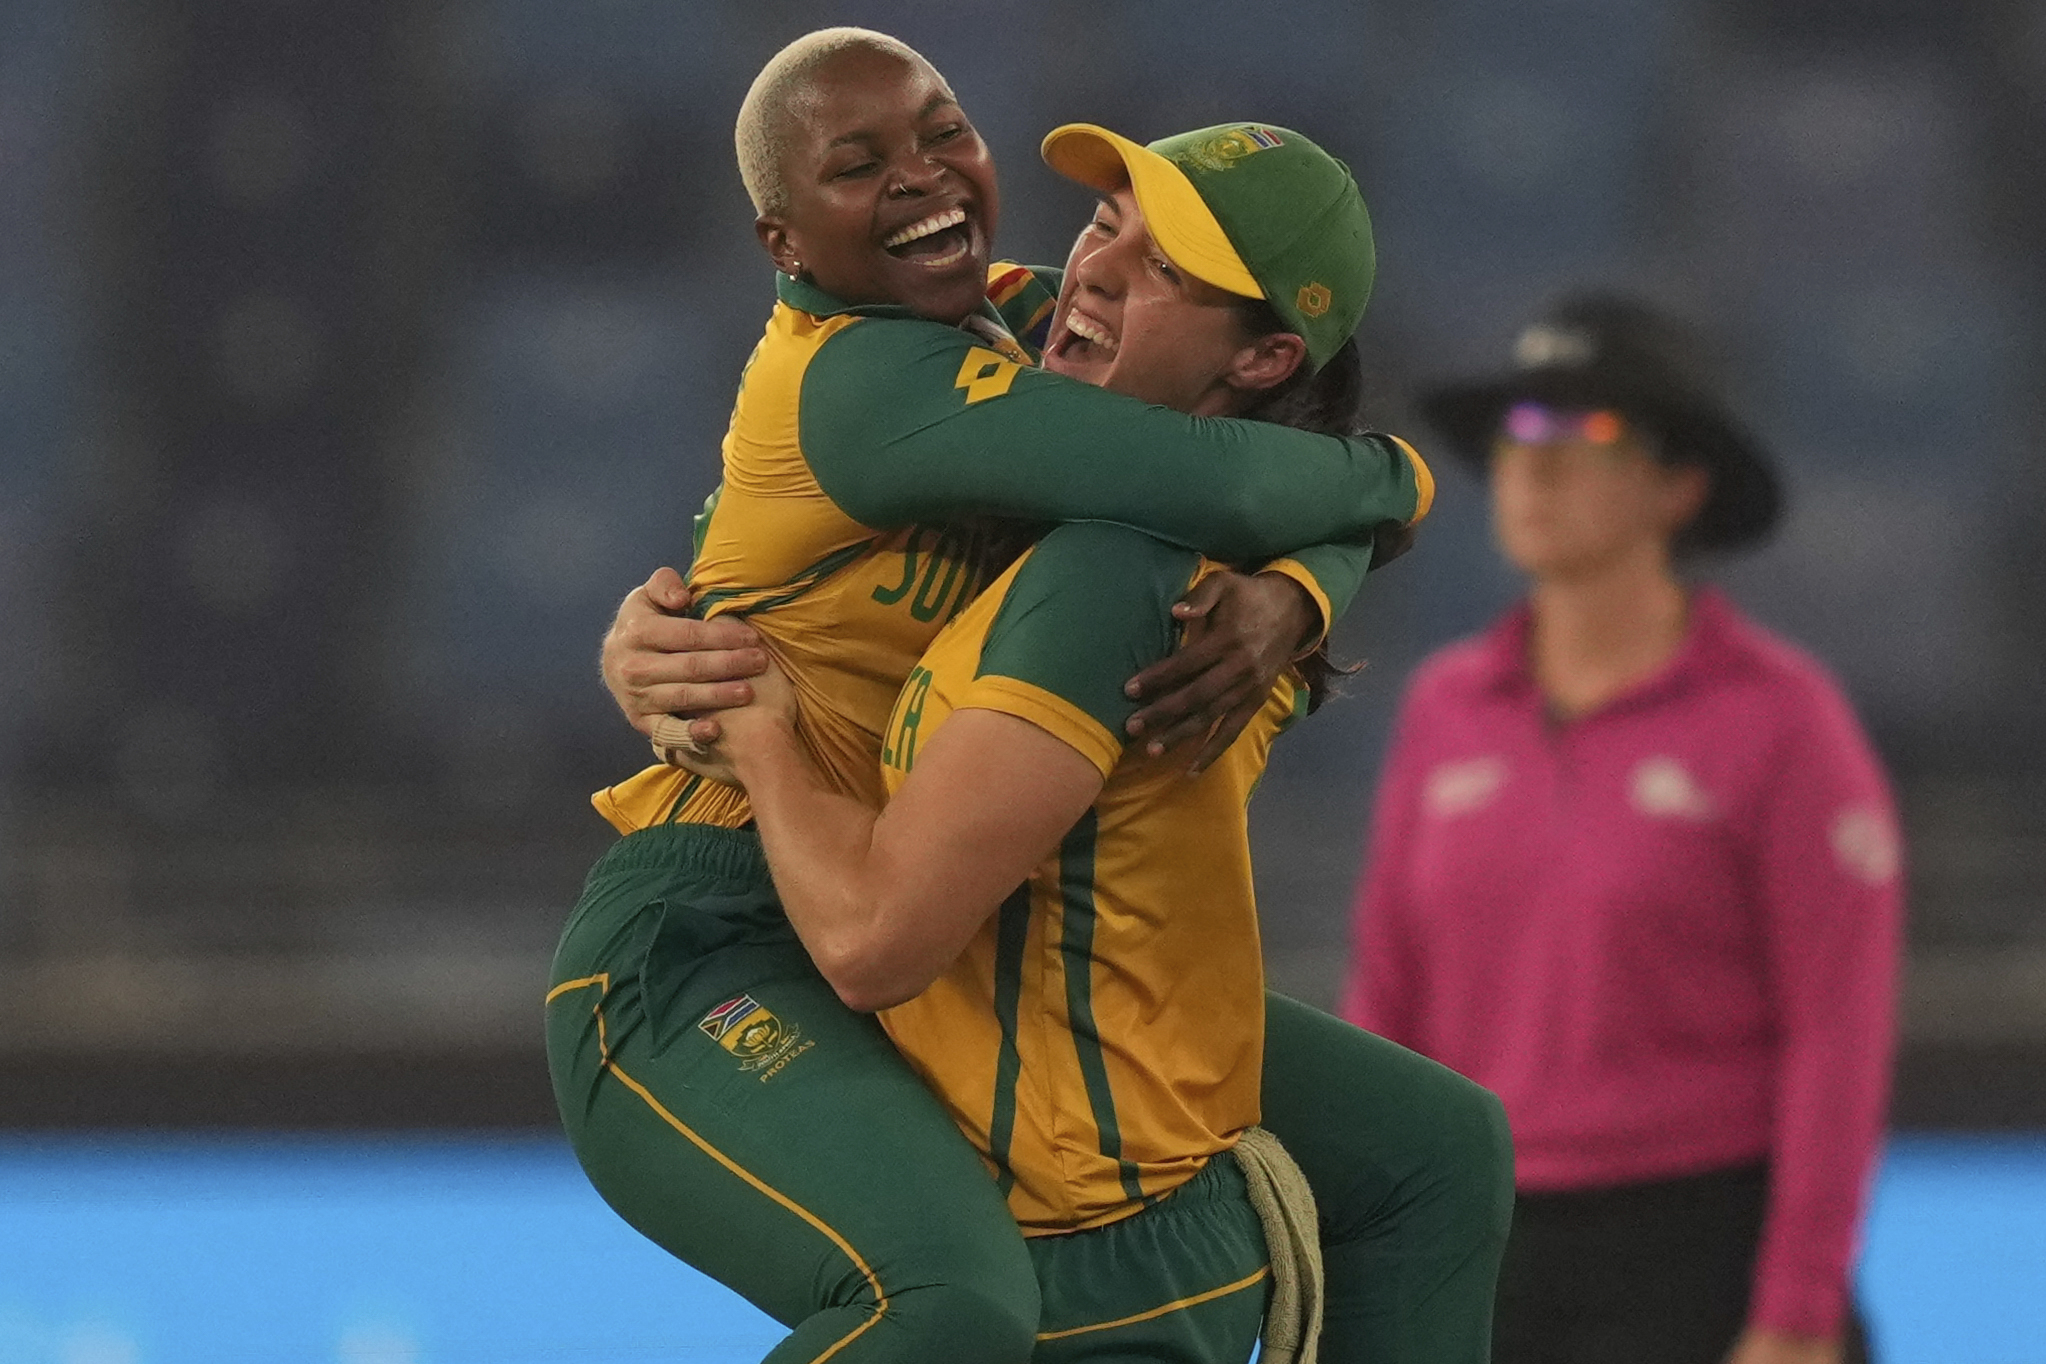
[1,0,2042,1359]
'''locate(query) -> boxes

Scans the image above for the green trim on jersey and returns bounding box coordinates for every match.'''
[976,523,1197,741]
[988,883,1033,1199]
[689,485,722,564]
[1280,681,1311,733]
[790,290,1423,562]
[693,538,879,618]
[659,774,704,825]
[1056,810,1148,1203]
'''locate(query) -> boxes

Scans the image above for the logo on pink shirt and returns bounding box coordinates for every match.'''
[1831,805,1901,885]
[1629,756,1715,821]
[1425,757,1507,816]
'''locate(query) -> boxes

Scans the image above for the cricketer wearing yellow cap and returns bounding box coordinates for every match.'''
[1040,120,1379,373]
[839,122,1492,1363]
[871,118,1383,1239]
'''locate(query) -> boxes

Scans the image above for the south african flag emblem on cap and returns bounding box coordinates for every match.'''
[1183,124,1289,172]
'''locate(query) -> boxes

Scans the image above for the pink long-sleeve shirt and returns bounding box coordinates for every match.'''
[1342,588,1902,1339]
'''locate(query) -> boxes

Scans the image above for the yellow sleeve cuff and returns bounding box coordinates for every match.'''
[1390,433,1436,524]
[959,675,1124,780]
[1258,558,1335,656]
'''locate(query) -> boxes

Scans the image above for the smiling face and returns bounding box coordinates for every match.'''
[1041,185,1305,415]
[756,47,998,325]
[1489,414,1709,581]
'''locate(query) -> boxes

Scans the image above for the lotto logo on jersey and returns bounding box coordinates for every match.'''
[954,346,1021,404]
[698,994,814,1079]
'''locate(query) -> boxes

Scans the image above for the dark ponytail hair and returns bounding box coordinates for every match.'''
[1230,298,1368,712]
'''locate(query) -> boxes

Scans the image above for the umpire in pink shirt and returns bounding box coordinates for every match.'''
[1343,294,1902,1364]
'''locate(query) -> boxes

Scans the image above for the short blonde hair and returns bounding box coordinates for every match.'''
[735,27,944,217]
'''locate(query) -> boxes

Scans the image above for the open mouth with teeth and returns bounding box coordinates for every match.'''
[1050,307,1120,364]
[882,205,976,268]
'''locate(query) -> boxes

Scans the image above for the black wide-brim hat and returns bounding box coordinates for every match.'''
[1418,292,1782,552]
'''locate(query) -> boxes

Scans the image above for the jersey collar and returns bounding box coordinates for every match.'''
[775,271,1022,345]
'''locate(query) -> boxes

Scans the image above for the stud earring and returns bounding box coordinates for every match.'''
[789,260,804,277]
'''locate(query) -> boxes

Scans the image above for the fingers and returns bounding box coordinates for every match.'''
[642,565,693,612]
[1129,574,1256,701]
[1122,570,1276,767]
[648,713,704,755]
[1186,694,1268,775]
[1170,571,1231,622]
[1124,608,1235,703]
[1135,675,1264,760]
[1126,672,1222,744]
[617,638,768,689]
[1126,622,1252,726]
[648,714,743,783]
[1137,717,1218,763]
[610,611,767,719]
[623,610,763,656]
[1128,657,1261,749]
[650,737,728,781]
[1124,649,1205,707]
[630,679,755,722]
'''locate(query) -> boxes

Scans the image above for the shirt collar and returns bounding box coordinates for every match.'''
[1477,584,1735,710]
[1474,601,1537,696]
[775,271,1022,346]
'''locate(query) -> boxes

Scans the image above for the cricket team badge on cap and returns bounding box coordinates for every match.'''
[1180,125,1287,172]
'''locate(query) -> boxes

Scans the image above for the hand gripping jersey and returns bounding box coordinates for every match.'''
[876,521,1300,1234]
[593,266,1431,836]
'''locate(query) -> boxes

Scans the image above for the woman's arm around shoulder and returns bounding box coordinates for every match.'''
[718,523,1198,1010]
[729,695,1102,1012]
[796,319,1429,561]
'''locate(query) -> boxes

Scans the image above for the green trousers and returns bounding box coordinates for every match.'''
[1260,992,1515,1362]
[545,825,1511,1363]
[1028,1150,1270,1363]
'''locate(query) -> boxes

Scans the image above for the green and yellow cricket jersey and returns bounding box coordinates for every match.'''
[593,265,1431,836]
[875,520,1296,1235]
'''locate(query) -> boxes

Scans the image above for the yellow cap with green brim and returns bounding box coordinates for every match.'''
[1041,121,1375,371]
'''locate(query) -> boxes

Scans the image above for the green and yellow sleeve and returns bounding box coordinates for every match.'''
[962,523,1200,778]
[796,316,1428,565]
[1261,545,1362,654]
[1261,434,1434,646]
[981,264,1429,649]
